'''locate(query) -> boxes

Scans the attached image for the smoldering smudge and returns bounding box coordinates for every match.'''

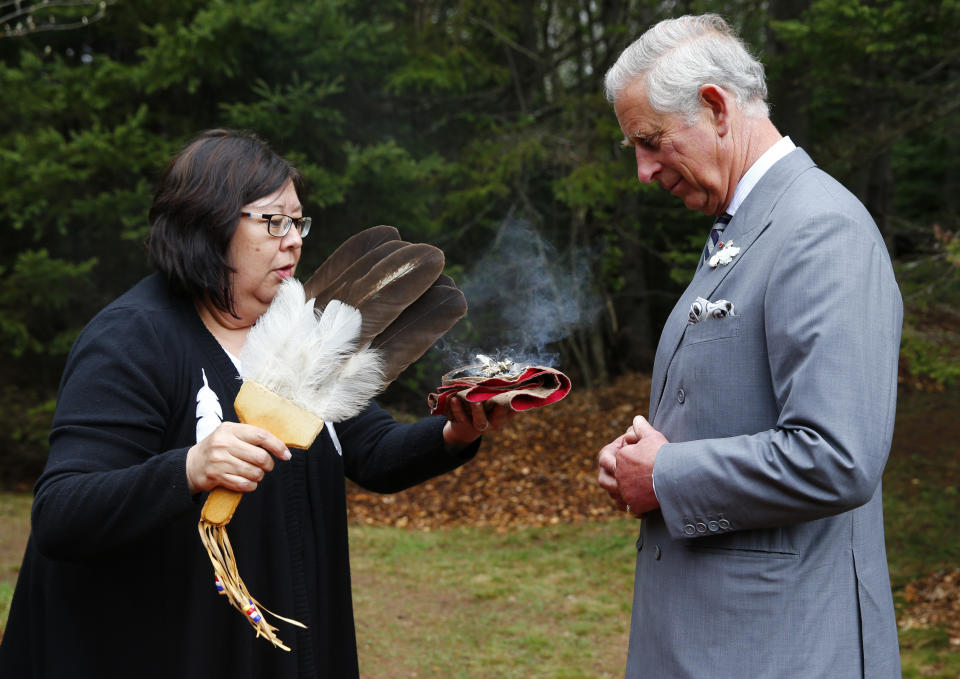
[439,219,599,370]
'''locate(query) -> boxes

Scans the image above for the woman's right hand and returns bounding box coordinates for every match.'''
[186,422,292,494]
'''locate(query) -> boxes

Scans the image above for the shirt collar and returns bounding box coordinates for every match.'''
[725,136,796,217]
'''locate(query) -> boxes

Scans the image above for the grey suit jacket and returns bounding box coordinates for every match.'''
[625,149,902,679]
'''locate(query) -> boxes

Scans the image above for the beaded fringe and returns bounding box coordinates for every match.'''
[198,519,306,651]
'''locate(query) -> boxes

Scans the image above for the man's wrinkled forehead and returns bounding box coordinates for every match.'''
[615,81,668,146]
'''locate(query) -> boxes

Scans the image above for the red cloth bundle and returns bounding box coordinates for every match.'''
[428,365,571,416]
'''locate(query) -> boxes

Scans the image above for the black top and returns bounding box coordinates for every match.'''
[0,274,477,679]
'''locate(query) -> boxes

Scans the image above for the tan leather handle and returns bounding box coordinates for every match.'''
[201,380,325,526]
[202,487,244,525]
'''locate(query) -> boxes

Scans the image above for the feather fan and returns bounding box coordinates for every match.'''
[200,280,388,650]
[200,226,467,651]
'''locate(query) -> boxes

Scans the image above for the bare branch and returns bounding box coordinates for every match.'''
[2,0,115,39]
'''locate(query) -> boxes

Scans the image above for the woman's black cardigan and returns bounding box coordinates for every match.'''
[0,273,478,678]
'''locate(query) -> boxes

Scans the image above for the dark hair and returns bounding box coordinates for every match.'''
[146,129,301,315]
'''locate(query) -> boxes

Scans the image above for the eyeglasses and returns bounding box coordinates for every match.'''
[241,211,312,238]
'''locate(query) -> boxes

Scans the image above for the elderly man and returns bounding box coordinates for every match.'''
[597,14,902,679]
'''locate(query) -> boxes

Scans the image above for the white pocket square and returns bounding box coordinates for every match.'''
[689,297,735,324]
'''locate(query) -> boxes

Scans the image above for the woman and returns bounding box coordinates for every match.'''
[0,129,504,678]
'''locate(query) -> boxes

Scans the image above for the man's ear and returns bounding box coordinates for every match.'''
[699,84,730,136]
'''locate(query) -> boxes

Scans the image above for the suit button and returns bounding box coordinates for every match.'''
[654,544,662,560]
[718,519,730,529]
[708,521,719,532]
[683,524,696,535]
[636,534,644,551]
[677,388,686,403]
[695,522,707,533]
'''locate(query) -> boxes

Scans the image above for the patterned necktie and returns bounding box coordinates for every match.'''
[706,212,733,258]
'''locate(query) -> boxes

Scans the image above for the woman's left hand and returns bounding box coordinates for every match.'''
[442,397,514,450]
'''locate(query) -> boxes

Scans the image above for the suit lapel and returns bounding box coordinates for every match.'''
[649,149,816,421]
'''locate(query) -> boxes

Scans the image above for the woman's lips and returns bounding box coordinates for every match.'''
[275,265,295,279]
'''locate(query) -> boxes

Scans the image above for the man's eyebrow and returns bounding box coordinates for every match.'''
[622,129,662,148]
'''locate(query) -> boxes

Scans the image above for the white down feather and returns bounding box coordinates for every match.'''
[311,349,385,423]
[240,278,385,421]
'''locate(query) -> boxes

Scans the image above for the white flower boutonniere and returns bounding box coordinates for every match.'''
[708,240,741,268]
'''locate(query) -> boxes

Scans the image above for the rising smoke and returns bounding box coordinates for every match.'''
[440,219,599,371]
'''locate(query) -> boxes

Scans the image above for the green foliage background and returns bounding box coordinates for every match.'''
[1,0,958,485]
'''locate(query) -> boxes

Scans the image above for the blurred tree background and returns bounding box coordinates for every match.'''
[1,0,958,486]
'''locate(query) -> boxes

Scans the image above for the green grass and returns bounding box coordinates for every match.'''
[0,492,31,637]
[898,627,960,679]
[349,520,637,678]
[0,583,14,637]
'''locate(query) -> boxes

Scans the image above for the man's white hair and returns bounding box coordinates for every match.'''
[604,14,769,124]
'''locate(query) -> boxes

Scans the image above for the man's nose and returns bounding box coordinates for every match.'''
[635,147,660,184]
